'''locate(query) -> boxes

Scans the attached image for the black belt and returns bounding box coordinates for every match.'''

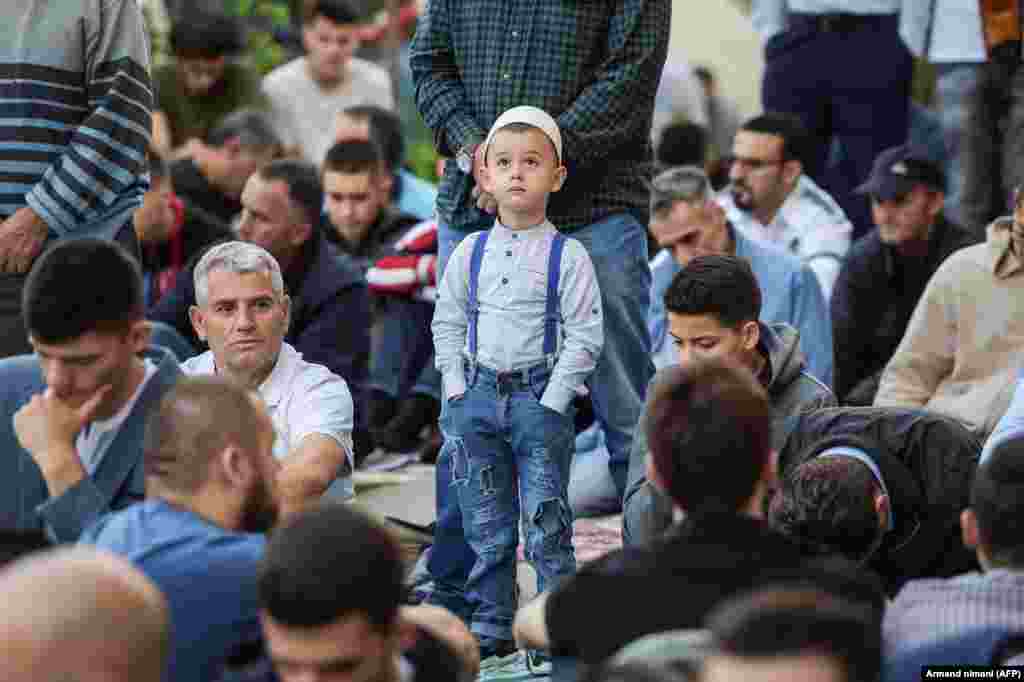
[789,12,896,33]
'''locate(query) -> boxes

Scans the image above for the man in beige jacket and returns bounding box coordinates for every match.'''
[874,189,1024,436]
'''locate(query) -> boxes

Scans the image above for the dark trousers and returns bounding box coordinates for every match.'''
[762,14,913,239]
[0,220,139,358]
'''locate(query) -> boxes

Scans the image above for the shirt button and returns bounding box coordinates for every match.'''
[512,31,519,38]
[503,73,511,80]
[502,277,509,285]
[506,250,512,256]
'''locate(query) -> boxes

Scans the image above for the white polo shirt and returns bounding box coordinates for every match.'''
[182,343,355,500]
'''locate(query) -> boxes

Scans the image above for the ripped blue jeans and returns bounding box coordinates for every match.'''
[440,362,576,644]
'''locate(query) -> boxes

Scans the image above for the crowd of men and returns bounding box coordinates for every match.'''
[4,0,1024,681]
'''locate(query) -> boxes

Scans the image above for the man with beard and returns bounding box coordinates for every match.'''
[81,376,282,682]
[717,113,852,300]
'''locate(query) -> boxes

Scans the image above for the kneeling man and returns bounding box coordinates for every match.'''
[184,241,354,510]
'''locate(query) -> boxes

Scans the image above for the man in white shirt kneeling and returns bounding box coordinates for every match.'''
[183,241,354,512]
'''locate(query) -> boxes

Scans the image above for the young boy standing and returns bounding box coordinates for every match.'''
[432,106,604,665]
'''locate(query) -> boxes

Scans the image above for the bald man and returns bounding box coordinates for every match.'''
[0,546,168,681]
[81,376,281,682]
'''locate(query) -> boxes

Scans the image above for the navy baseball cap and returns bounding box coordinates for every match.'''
[855,144,946,200]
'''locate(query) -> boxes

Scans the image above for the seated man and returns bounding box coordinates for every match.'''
[151,12,266,156]
[0,239,180,542]
[702,588,881,682]
[136,147,231,308]
[184,241,354,506]
[0,547,169,682]
[82,376,280,682]
[515,361,819,666]
[831,144,977,405]
[221,504,479,682]
[769,406,981,595]
[884,435,1024,653]
[151,160,369,410]
[718,112,853,299]
[169,109,282,227]
[335,104,439,221]
[621,254,835,545]
[647,166,832,385]
[874,184,1024,436]
[322,139,438,454]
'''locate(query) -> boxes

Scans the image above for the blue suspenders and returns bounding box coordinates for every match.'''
[466,230,566,377]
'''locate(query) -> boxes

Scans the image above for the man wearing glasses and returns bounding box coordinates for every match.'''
[874,148,1023,437]
[831,144,977,405]
[718,113,853,300]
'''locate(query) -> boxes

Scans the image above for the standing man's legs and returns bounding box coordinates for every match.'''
[570,212,653,498]
[425,221,475,621]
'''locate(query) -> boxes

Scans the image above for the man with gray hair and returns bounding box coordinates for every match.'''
[183,240,355,507]
[0,546,169,681]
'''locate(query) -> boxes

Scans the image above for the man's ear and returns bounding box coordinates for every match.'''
[767,449,780,484]
[874,492,891,530]
[188,305,207,342]
[962,508,980,551]
[741,320,760,353]
[280,295,292,331]
[128,319,151,354]
[219,444,254,489]
[781,159,802,186]
[646,453,666,493]
[551,165,567,193]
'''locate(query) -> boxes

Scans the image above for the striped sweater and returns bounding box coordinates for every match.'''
[1,0,152,239]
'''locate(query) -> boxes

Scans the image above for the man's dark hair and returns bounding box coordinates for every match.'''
[706,588,881,682]
[971,437,1024,568]
[306,0,360,26]
[206,109,282,152]
[664,255,762,328]
[768,455,882,562]
[740,112,811,168]
[323,138,386,178]
[23,239,144,344]
[258,159,324,227]
[646,360,771,513]
[657,122,707,169]
[170,13,244,58]
[259,504,405,631]
[343,105,405,170]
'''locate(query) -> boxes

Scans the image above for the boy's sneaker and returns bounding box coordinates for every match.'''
[525,649,552,677]
[478,650,531,681]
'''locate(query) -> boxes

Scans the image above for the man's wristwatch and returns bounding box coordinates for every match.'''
[456,144,477,175]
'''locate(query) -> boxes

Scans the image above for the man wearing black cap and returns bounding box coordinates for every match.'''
[830,145,977,405]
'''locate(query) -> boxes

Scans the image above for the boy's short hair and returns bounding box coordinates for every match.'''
[971,436,1024,568]
[259,504,405,631]
[645,360,771,513]
[170,13,244,58]
[306,0,360,26]
[23,239,144,344]
[664,255,762,328]
[322,139,387,178]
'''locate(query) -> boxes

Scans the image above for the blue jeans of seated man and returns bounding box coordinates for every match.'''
[368,296,441,401]
[442,363,576,644]
[427,214,653,632]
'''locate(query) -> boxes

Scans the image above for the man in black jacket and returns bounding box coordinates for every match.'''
[769,406,981,595]
[831,145,978,404]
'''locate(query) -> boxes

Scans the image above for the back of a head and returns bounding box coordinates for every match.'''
[258,159,324,228]
[259,503,405,630]
[657,122,708,169]
[0,547,168,681]
[23,238,143,345]
[144,376,264,496]
[703,588,880,682]
[645,360,771,513]
[344,105,406,170]
[767,455,881,562]
[206,109,282,153]
[664,255,762,327]
[740,112,811,168]
[971,436,1024,568]
[307,0,360,25]
[170,12,244,58]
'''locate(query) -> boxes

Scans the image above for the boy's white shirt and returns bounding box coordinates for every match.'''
[432,219,603,414]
